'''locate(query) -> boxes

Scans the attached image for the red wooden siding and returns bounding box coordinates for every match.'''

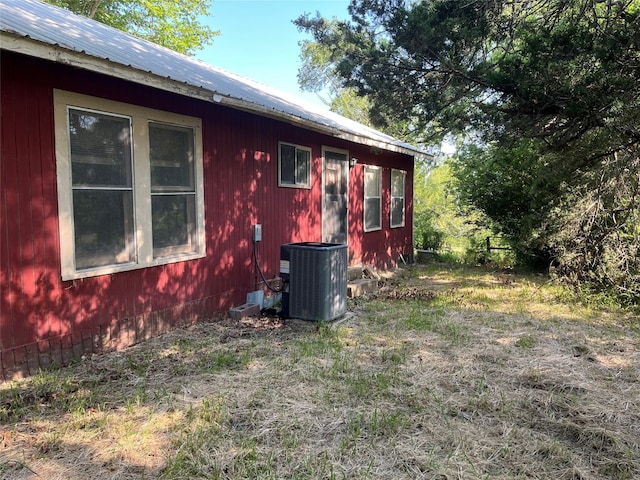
[0,51,413,379]
[348,152,414,268]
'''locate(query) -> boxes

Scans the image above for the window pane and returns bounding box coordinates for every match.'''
[365,198,381,230]
[391,170,405,226]
[296,149,310,185]
[73,190,134,269]
[364,168,381,197]
[391,170,404,196]
[152,195,195,255]
[325,150,346,163]
[280,144,295,184]
[150,124,195,188]
[364,166,381,230]
[69,110,132,187]
[391,198,404,226]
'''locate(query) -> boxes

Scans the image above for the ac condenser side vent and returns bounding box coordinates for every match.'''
[280,242,347,321]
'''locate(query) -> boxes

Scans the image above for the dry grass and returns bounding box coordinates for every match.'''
[1,265,639,479]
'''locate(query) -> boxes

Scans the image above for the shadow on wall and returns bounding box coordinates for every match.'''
[1,136,318,380]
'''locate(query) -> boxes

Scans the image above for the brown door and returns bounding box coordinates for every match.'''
[322,149,348,244]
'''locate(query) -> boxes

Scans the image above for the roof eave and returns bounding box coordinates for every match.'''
[1,32,429,160]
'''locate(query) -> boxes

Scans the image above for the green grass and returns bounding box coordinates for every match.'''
[515,334,537,349]
[1,265,638,480]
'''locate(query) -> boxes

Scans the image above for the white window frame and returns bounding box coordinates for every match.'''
[390,169,406,228]
[54,89,205,280]
[364,165,382,232]
[278,141,311,189]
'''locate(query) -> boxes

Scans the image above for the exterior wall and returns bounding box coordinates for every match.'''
[347,154,414,269]
[0,51,413,379]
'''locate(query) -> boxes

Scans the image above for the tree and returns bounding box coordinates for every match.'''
[296,1,640,302]
[297,20,411,138]
[45,0,219,55]
[414,160,492,257]
[296,1,639,149]
[297,38,372,126]
[453,139,563,265]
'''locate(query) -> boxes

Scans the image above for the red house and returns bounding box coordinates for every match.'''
[0,0,426,379]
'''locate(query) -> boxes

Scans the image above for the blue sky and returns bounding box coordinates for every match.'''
[196,0,351,110]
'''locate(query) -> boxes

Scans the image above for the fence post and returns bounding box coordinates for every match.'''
[486,236,491,253]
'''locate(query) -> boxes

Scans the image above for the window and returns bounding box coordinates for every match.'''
[68,109,135,269]
[390,169,406,227]
[364,165,382,231]
[149,123,197,258]
[54,90,204,280]
[278,142,311,188]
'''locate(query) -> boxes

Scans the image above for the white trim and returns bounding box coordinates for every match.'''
[364,165,382,232]
[277,141,312,189]
[390,169,406,228]
[54,89,205,280]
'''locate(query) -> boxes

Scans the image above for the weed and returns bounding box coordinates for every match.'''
[516,334,537,348]
[162,425,224,479]
[439,319,468,344]
[121,348,159,377]
[381,345,408,364]
[405,303,442,331]
[295,333,341,358]
[199,349,251,372]
[291,452,340,479]
[172,336,207,355]
[125,386,148,413]
[368,407,407,438]
[348,370,395,399]
[0,461,35,478]
[163,397,230,478]
[0,370,88,420]
[195,397,228,426]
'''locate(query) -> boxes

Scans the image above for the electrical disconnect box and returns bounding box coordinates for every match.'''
[253,224,262,242]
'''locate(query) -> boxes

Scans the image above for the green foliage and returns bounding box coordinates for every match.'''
[418,221,444,251]
[329,88,373,128]
[454,137,640,295]
[414,159,493,262]
[296,14,416,142]
[45,0,219,55]
[297,1,640,303]
[297,0,640,148]
[453,139,559,268]
[297,22,344,97]
[549,152,640,307]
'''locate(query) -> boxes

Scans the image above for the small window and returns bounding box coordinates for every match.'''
[364,165,382,231]
[390,169,406,228]
[279,142,311,188]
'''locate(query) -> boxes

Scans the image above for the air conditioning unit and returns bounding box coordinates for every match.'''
[280,242,347,321]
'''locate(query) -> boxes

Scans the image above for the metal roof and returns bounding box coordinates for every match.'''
[0,0,426,158]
